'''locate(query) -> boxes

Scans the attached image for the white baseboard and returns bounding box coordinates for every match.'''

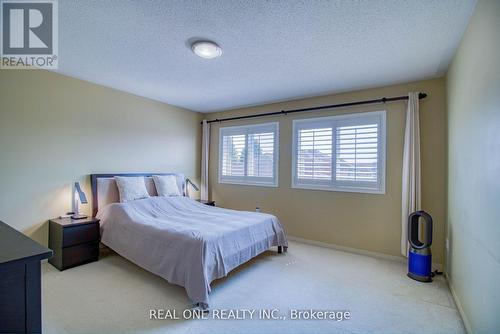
[287,235,443,271]
[447,276,473,334]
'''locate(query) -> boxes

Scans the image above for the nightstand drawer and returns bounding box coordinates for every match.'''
[63,223,99,248]
[62,242,99,269]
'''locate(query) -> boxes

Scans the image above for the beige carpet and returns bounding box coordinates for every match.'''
[42,240,465,334]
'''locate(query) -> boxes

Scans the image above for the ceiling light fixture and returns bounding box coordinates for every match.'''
[191,41,222,59]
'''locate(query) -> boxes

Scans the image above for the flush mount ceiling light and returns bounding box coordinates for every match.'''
[191,41,222,59]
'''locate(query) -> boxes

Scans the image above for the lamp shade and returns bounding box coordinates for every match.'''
[74,182,88,204]
[186,178,200,191]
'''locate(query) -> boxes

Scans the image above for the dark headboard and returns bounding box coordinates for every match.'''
[90,173,186,217]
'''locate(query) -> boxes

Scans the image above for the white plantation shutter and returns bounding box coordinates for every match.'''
[335,124,379,182]
[221,134,246,176]
[247,132,275,178]
[297,128,332,181]
[219,122,278,186]
[293,111,385,193]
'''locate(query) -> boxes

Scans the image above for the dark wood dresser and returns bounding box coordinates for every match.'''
[48,217,100,271]
[0,221,52,334]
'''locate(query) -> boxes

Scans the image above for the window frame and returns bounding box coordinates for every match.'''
[292,110,386,194]
[218,122,279,187]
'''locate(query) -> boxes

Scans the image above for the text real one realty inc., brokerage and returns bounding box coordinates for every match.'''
[149,309,352,321]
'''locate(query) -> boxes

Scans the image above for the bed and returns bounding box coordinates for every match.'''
[90,173,288,308]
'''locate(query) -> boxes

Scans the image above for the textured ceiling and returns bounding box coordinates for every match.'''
[56,0,476,112]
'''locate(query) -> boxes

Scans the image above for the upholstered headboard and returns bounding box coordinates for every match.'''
[90,173,185,217]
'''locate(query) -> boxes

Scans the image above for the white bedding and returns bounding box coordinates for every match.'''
[97,196,288,307]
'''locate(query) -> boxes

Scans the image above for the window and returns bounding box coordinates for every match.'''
[219,122,279,186]
[292,111,386,194]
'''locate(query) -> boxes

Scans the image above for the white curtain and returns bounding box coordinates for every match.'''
[200,119,210,201]
[401,92,421,256]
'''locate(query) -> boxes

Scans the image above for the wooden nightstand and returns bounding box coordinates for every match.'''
[196,199,215,206]
[48,217,100,271]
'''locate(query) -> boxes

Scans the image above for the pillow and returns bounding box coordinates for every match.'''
[152,175,181,197]
[114,176,150,203]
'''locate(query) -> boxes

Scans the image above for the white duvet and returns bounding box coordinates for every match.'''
[97,196,288,307]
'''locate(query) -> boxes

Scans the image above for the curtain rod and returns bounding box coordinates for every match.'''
[203,92,427,124]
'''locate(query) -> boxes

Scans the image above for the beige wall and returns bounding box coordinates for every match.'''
[207,78,447,263]
[446,0,500,332]
[0,70,201,245]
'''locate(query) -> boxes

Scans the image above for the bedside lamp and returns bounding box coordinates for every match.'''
[72,182,88,220]
[186,178,200,192]
[185,178,199,198]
